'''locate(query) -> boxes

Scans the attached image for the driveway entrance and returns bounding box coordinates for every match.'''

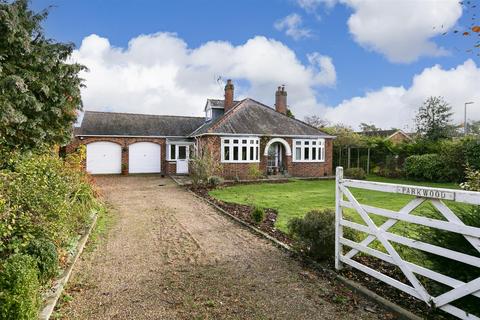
[60,176,386,319]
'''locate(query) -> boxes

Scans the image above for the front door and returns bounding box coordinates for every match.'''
[176,145,189,174]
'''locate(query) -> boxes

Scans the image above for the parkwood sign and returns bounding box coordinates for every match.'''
[396,186,455,200]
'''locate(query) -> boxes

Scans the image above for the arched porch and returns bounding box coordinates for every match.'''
[263,138,292,176]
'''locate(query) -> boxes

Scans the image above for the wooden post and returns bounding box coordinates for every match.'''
[357,148,360,168]
[335,166,344,270]
[347,147,351,169]
[367,148,370,175]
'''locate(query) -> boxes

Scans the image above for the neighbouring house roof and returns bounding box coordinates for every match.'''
[77,111,205,137]
[357,129,412,141]
[191,98,333,138]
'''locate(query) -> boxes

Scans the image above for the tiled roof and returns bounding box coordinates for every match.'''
[191,98,333,137]
[77,111,205,137]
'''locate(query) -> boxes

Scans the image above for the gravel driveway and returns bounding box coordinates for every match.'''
[59,175,389,320]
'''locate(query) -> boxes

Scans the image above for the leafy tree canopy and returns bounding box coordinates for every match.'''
[322,124,365,148]
[415,96,454,141]
[0,0,85,152]
[359,122,380,132]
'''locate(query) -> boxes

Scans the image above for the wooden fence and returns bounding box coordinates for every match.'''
[335,167,480,320]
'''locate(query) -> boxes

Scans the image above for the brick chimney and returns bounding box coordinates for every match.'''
[275,85,287,115]
[224,79,234,112]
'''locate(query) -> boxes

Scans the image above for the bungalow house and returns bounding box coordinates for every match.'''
[68,80,334,179]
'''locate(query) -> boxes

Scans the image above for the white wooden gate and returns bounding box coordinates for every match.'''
[334,167,480,320]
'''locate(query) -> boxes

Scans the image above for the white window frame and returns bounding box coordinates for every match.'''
[292,139,325,162]
[167,143,191,161]
[221,136,260,163]
[206,108,213,121]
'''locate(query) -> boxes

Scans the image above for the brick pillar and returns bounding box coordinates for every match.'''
[285,155,292,176]
[122,146,128,174]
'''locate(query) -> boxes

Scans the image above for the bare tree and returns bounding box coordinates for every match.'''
[304,115,330,128]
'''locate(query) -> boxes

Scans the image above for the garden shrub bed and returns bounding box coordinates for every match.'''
[188,185,292,245]
[193,181,465,319]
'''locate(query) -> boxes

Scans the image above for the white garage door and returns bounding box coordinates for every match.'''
[86,142,122,174]
[129,142,161,173]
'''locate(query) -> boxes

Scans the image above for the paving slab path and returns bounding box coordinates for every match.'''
[59,175,389,320]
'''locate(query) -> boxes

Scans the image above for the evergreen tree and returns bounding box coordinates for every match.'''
[0,0,86,151]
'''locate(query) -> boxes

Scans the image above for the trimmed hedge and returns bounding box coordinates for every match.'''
[404,154,444,181]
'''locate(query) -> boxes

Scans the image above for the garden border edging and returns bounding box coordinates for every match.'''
[38,213,98,320]
[184,183,421,320]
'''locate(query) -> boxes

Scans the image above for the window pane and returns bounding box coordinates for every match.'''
[250,146,254,160]
[242,139,247,144]
[242,146,247,160]
[250,140,254,144]
[319,147,324,160]
[304,147,310,160]
[304,141,310,145]
[312,148,317,160]
[312,141,317,145]
[224,146,230,161]
[295,141,301,146]
[178,146,187,160]
[256,140,259,145]
[224,139,230,144]
[256,146,259,160]
[233,139,239,144]
[295,147,301,160]
[233,146,239,160]
[170,145,176,160]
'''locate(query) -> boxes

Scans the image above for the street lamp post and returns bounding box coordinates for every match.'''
[465,101,474,135]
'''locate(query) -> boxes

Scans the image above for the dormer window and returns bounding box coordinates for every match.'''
[206,108,213,121]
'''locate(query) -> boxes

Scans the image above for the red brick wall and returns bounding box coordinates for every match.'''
[287,138,333,177]
[196,136,334,179]
[68,135,333,178]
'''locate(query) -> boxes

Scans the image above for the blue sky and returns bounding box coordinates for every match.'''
[33,0,479,130]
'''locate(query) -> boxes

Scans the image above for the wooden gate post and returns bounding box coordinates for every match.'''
[335,166,344,270]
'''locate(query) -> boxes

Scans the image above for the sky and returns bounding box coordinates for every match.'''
[32,0,480,131]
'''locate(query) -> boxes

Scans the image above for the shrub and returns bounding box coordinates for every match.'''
[250,206,265,224]
[461,166,480,191]
[190,149,222,186]
[344,168,366,180]
[288,209,335,261]
[207,175,223,187]
[0,254,40,320]
[377,167,403,178]
[247,164,264,180]
[404,154,444,181]
[25,239,58,284]
[0,149,100,259]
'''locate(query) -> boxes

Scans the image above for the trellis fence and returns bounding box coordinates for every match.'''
[334,167,480,319]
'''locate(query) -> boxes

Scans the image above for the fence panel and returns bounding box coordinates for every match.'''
[334,166,480,320]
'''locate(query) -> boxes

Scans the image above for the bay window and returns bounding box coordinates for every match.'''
[293,139,325,162]
[221,137,260,163]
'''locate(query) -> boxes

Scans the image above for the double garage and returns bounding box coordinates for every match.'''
[86,141,161,174]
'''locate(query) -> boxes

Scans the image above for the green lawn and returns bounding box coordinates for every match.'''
[209,176,463,233]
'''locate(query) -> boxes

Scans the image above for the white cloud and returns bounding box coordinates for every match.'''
[72,33,336,118]
[297,0,462,63]
[274,13,312,40]
[324,60,480,130]
[297,0,337,12]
